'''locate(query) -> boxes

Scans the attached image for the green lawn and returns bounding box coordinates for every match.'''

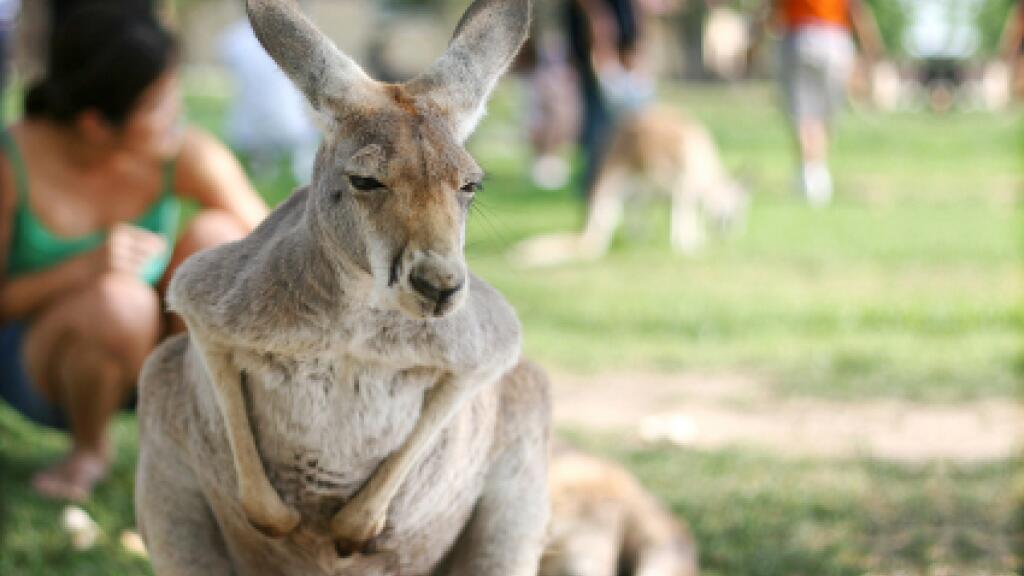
[570,432,1020,576]
[0,80,1020,575]
[463,83,1022,402]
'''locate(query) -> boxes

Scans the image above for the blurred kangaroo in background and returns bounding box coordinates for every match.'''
[135,1,551,574]
[512,106,747,267]
[541,447,700,576]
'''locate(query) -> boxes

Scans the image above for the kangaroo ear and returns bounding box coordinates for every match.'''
[407,0,531,142]
[245,0,372,111]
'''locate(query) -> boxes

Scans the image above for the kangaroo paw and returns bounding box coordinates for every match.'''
[243,497,301,539]
[331,501,387,555]
[331,550,399,576]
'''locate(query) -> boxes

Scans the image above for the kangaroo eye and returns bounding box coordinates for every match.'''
[349,175,386,191]
[460,181,483,194]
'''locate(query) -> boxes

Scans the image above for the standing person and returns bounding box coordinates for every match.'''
[0,6,268,501]
[753,0,884,206]
[523,32,580,190]
[565,0,649,198]
[219,18,319,185]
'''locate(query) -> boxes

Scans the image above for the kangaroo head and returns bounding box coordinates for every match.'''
[247,0,530,319]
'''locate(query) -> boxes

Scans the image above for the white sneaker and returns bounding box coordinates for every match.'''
[801,162,833,207]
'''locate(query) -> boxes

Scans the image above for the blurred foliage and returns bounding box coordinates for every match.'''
[975,0,1016,55]
[864,0,908,55]
[166,0,1015,58]
[864,0,1015,58]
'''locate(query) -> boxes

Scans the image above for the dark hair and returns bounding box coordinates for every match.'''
[25,5,177,127]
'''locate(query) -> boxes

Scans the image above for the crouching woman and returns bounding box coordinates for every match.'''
[0,6,268,501]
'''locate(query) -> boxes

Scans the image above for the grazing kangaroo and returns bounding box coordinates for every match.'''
[511,106,747,267]
[541,448,699,576]
[135,1,550,574]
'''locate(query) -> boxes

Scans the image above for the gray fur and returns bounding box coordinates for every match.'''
[408,0,531,140]
[136,1,549,574]
[246,0,371,110]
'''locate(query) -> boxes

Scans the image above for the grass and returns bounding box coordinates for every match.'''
[0,78,1020,575]
[569,432,1020,576]
[188,80,1024,401]
[0,411,147,575]
[463,83,1023,401]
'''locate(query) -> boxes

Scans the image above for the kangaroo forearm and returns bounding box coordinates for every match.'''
[0,255,93,322]
[192,337,300,537]
[373,374,475,498]
[330,369,494,545]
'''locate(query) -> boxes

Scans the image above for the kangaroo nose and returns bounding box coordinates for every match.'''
[409,270,464,305]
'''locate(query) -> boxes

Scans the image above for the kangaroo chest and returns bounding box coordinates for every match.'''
[234,350,426,500]
[230,349,499,554]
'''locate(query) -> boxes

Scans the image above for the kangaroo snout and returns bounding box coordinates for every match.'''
[404,253,467,317]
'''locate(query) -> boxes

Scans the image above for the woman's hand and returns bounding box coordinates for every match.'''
[90,223,168,278]
[0,224,166,322]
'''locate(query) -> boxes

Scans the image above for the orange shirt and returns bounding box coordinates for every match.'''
[778,0,851,31]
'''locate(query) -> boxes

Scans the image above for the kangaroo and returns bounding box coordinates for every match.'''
[541,448,699,576]
[511,106,747,267]
[135,1,550,574]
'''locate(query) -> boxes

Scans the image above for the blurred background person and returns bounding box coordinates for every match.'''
[565,0,655,199]
[218,15,319,185]
[50,0,156,26]
[999,0,1023,93]
[0,5,267,502]
[16,0,163,84]
[522,32,580,190]
[752,0,884,206]
[0,0,18,124]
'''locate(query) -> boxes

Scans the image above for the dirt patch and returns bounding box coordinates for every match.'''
[551,372,1022,462]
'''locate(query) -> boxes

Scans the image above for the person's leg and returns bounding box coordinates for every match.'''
[581,77,614,201]
[800,29,855,205]
[23,273,162,500]
[564,0,615,200]
[783,28,835,206]
[797,118,829,164]
[161,209,250,334]
[796,116,833,206]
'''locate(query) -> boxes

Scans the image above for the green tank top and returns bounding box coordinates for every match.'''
[1,130,180,285]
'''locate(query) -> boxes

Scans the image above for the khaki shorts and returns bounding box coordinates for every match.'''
[780,25,855,125]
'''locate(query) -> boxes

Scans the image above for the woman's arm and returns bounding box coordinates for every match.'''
[0,142,169,322]
[173,127,269,231]
[576,0,620,70]
[0,150,87,322]
[0,154,99,322]
[0,222,168,322]
[0,254,96,322]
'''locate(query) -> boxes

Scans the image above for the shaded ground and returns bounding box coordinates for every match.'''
[552,371,1022,461]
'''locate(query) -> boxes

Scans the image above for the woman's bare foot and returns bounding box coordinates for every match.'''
[32,449,110,502]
